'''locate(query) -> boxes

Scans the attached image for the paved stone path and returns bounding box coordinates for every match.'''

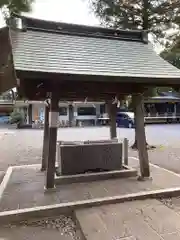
[0,126,180,239]
[76,199,180,240]
[1,157,180,212]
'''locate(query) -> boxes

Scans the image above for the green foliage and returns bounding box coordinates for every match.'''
[143,87,158,97]
[0,0,34,22]
[156,87,174,93]
[89,0,180,43]
[162,52,180,69]
[10,109,24,124]
[143,87,174,97]
[0,0,34,13]
[89,0,179,97]
[161,50,180,90]
[160,39,180,69]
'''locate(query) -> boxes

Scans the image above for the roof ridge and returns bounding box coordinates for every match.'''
[11,13,148,43]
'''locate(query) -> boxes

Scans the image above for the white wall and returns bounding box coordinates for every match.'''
[21,102,103,123]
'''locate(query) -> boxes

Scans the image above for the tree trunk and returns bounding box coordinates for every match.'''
[131,99,155,150]
[131,133,138,149]
[134,93,150,178]
[142,0,149,30]
[131,94,147,149]
[131,0,149,150]
[132,133,155,149]
[131,0,156,150]
[107,101,117,139]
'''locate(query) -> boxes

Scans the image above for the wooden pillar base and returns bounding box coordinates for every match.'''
[137,176,152,181]
[41,165,47,172]
[44,185,57,193]
[131,140,156,150]
[46,126,58,189]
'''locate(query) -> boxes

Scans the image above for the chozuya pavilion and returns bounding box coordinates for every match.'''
[1,14,180,189]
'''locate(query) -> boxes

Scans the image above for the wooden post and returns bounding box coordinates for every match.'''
[134,93,150,178]
[68,104,74,127]
[123,138,128,165]
[41,105,49,171]
[27,104,32,124]
[46,95,59,189]
[107,101,117,139]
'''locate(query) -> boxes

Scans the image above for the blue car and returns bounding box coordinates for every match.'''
[116,112,135,128]
[0,116,10,124]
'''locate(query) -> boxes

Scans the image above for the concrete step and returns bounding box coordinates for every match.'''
[75,199,180,240]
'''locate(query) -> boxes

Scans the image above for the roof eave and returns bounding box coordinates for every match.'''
[15,69,180,85]
[0,26,17,94]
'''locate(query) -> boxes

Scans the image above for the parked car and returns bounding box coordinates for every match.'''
[116,112,135,128]
[0,116,10,124]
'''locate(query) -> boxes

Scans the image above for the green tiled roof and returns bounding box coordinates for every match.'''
[9,16,180,80]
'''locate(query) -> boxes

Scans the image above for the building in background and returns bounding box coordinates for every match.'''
[1,91,180,126]
[13,101,105,126]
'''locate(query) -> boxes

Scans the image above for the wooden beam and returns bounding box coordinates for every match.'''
[134,93,150,178]
[20,78,148,102]
[46,94,59,189]
[20,78,135,95]
[107,101,117,139]
[41,104,49,171]
[17,90,128,102]
[16,70,180,86]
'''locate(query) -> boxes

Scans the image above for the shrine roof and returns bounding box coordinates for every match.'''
[8,15,180,81]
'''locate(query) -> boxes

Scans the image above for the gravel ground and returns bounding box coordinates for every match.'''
[0,125,180,174]
[0,215,83,240]
[0,129,43,171]
[0,125,180,239]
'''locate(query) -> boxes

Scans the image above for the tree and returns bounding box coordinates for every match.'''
[160,38,180,69]
[10,108,25,127]
[160,41,180,93]
[89,0,180,150]
[89,0,180,44]
[0,1,34,100]
[0,0,34,23]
